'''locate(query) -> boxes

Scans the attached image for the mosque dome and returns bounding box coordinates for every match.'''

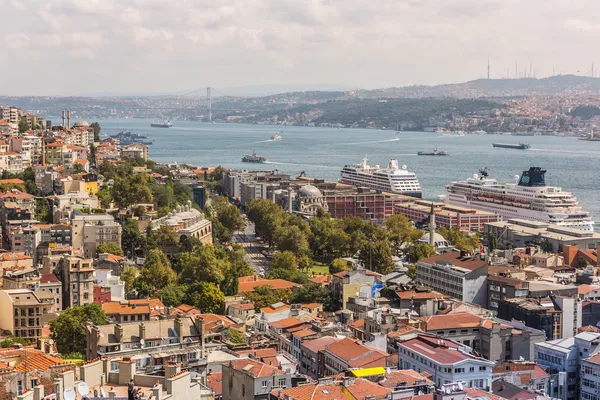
[297,184,322,198]
[73,120,90,128]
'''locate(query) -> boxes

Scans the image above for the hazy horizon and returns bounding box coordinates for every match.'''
[1,0,598,96]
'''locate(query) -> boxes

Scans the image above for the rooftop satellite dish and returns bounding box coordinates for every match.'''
[402,165,407,170]
[63,387,76,400]
[49,339,54,345]
[77,382,90,397]
[140,338,145,347]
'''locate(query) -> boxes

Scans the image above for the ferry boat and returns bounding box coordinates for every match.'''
[242,151,267,163]
[492,142,530,150]
[418,147,449,156]
[443,167,595,231]
[150,120,172,128]
[340,156,422,198]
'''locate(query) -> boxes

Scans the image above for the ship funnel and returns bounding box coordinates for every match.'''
[514,174,519,184]
[389,159,399,169]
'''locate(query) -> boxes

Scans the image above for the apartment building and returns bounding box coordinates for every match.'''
[57,255,94,307]
[581,353,600,400]
[71,213,122,258]
[0,289,54,341]
[39,273,62,311]
[397,334,495,390]
[222,359,291,400]
[299,336,342,379]
[321,337,389,376]
[331,268,382,310]
[535,332,600,400]
[416,252,488,306]
[2,266,40,290]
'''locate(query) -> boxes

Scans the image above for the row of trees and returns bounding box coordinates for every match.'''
[247,198,426,275]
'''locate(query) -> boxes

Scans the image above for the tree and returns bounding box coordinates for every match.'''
[248,199,286,246]
[309,216,350,261]
[49,304,106,356]
[90,122,101,142]
[96,242,124,256]
[35,198,52,224]
[329,258,349,274]
[147,225,178,251]
[179,244,229,284]
[274,225,310,257]
[438,227,481,252]
[156,283,187,307]
[407,264,417,280]
[209,196,245,234]
[18,118,29,133]
[540,240,554,253]
[244,285,292,310]
[408,243,436,263]
[488,233,498,252]
[97,186,112,208]
[134,249,177,296]
[358,239,393,274]
[183,282,225,313]
[384,214,422,253]
[122,219,147,257]
[120,266,137,297]
[112,173,153,209]
[291,284,334,311]
[577,256,589,269]
[225,329,246,344]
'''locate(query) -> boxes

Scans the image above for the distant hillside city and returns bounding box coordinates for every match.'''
[4,75,600,136]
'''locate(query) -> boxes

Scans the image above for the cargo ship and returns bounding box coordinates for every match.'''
[492,142,530,149]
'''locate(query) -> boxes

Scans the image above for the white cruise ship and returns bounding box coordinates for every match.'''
[340,156,422,197]
[444,167,594,231]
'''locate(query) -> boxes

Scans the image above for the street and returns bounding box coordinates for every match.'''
[232,221,270,274]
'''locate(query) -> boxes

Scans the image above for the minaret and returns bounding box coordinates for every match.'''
[429,202,436,248]
[487,59,490,80]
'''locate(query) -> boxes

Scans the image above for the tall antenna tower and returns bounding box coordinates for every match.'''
[206,87,212,123]
[487,59,490,80]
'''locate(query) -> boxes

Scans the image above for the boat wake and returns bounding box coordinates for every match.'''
[339,139,401,145]
[528,148,599,155]
[227,139,275,148]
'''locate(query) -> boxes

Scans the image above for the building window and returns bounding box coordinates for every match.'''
[242,384,245,396]
[262,380,268,388]
[278,378,286,387]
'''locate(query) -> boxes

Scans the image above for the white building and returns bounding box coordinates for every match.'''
[416,252,488,306]
[71,213,122,258]
[94,269,125,301]
[397,333,495,390]
[150,202,212,244]
[581,353,600,400]
[535,332,600,400]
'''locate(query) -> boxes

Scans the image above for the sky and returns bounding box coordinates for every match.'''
[0,0,598,96]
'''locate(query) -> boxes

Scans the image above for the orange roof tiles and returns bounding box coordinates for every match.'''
[325,338,388,367]
[229,359,285,378]
[200,314,235,331]
[102,302,150,316]
[0,191,34,199]
[308,275,332,284]
[271,382,345,400]
[16,353,65,372]
[206,372,222,396]
[300,303,321,309]
[344,378,392,400]
[268,317,303,330]
[235,348,278,358]
[0,179,24,184]
[578,284,600,295]
[260,304,290,314]
[419,312,511,331]
[238,276,299,293]
[396,290,447,300]
[292,329,319,339]
[230,303,255,310]
[0,252,31,261]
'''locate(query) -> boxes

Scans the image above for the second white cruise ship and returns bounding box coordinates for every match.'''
[444,167,594,231]
[340,156,422,197]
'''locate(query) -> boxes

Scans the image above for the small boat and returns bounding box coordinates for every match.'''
[271,134,282,141]
[242,151,267,163]
[391,137,400,141]
[418,147,449,156]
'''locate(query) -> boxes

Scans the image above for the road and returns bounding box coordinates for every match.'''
[233,221,270,273]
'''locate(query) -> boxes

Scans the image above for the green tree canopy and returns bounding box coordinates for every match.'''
[134,249,177,296]
[90,122,101,142]
[408,243,436,263]
[120,266,137,297]
[290,284,334,311]
[268,251,307,283]
[225,329,246,344]
[274,224,310,257]
[179,244,228,284]
[438,227,481,252]
[384,214,423,253]
[183,282,225,313]
[244,285,292,310]
[96,242,124,256]
[329,258,349,274]
[49,304,106,356]
[156,283,187,307]
[358,239,394,274]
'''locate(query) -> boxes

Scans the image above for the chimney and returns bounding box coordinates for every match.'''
[193,316,205,347]
[114,324,123,343]
[67,110,71,129]
[33,385,44,400]
[174,314,184,343]
[139,322,146,341]
[118,357,135,385]
[164,361,181,378]
[152,383,163,400]
[563,245,578,267]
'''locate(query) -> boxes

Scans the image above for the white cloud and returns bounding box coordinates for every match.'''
[0,0,598,94]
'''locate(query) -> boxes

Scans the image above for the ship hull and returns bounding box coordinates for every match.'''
[150,124,172,128]
[492,143,530,149]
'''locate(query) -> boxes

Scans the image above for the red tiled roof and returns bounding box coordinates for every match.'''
[344,378,392,400]
[229,359,285,378]
[308,275,332,284]
[16,353,65,372]
[397,290,447,300]
[586,353,600,366]
[292,329,319,339]
[268,317,303,330]
[230,303,255,311]
[235,348,278,358]
[300,303,321,309]
[419,251,487,271]
[0,252,31,261]
[325,338,388,367]
[238,276,299,293]
[0,191,34,199]
[578,284,600,295]
[0,179,24,184]
[40,274,60,284]
[579,325,600,333]
[465,388,506,400]
[419,312,511,331]
[200,314,235,331]
[102,302,150,316]
[301,336,342,353]
[398,335,480,365]
[333,269,382,278]
[206,372,222,396]
[260,304,290,314]
[271,382,345,400]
